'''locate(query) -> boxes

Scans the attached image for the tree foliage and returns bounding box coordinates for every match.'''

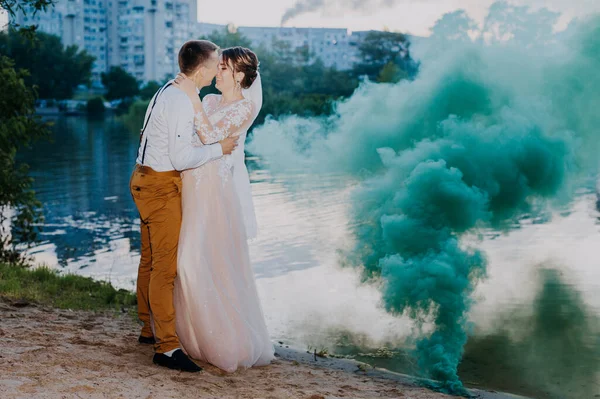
[86,97,105,116]
[0,55,50,258]
[1,0,54,35]
[0,1,53,258]
[0,29,94,99]
[139,80,162,100]
[204,27,253,50]
[354,31,418,81]
[101,66,140,101]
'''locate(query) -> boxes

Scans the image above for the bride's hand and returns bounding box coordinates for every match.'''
[174,74,198,100]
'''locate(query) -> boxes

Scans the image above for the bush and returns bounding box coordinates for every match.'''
[119,99,150,133]
[0,55,50,256]
[86,97,106,116]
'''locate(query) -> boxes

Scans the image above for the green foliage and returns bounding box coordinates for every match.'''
[354,31,417,81]
[0,55,50,255]
[86,97,105,116]
[119,99,150,134]
[267,38,310,65]
[0,29,95,99]
[139,80,162,100]
[0,262,136,310]
[1,0,54,19]
[101,66,140,101]
[203,27,253,49]
[377,61,409,83]
[259,51,358,123]
[0,0,54,33]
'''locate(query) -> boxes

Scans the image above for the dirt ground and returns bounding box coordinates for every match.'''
[0,298,453,399]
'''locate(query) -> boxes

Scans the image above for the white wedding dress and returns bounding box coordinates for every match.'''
[174,75,274,372]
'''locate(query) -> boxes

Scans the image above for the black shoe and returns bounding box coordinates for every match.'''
[138,335,156,345]
[153,349,202,372]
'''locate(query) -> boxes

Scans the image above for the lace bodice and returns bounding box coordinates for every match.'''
[194,95,254,144]
[190,95,254,187]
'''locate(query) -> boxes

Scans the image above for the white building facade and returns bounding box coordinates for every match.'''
[13,0,196,83]
[14,0,109,83]
[198,23,365,71]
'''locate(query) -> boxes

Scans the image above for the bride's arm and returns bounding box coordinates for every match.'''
[174,79,254,145]
[193,97,254,145]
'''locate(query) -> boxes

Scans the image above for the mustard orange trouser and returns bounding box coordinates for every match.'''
[130,164,182,354]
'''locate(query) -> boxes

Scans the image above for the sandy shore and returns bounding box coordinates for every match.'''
[0,298,523,399]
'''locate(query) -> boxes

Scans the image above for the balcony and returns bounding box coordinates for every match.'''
[134,56,144,66]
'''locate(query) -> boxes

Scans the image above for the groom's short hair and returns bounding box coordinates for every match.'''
[178,40,219,74]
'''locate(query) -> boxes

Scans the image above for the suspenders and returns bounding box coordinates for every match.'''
[139,82,173,165]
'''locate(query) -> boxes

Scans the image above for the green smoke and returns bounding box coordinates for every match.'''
[248,4,600,394]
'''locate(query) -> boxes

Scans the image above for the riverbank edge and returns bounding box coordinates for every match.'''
[0,262,529,399]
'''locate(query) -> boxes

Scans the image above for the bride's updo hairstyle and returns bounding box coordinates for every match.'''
[221,47,259,89]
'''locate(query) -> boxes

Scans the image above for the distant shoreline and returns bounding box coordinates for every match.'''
[35,106,117,117]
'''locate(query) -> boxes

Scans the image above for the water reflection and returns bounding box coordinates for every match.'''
[20,117,140,278]
[19,117,350,286]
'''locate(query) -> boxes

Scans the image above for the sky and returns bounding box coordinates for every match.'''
[197,0,600,37]
[1,1,598,36]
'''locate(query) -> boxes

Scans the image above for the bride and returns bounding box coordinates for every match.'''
[173,46,274,372]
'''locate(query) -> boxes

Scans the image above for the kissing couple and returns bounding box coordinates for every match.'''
[129,40,274,373]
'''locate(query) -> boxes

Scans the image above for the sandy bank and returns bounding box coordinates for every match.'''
[0,298,525,399]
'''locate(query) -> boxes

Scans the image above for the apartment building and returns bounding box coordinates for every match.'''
[198,23,362,71]
[13,0,195,82]
[12,1,378,83]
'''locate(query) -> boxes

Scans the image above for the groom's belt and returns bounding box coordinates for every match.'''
[134,164,181,178]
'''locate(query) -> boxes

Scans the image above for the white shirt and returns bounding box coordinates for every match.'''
[136,82,223,172]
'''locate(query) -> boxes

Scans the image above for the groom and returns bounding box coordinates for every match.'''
[129,40,235,372]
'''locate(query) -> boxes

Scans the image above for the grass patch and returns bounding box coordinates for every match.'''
[0,262,136,311]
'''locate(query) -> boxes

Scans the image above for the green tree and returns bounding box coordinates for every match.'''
[139,80,162,100]
[203,26,253,49]
[1,0,54,34]
[0,29,95,99]
[353,31,417,81]
[377,61,409,83]
[120,99,150,133]
[0,0,53,262]
[431,10,478,43]
[101,66,140,101]
[268,38,310,65]
[86,97,105,116]
[0,55,51,259]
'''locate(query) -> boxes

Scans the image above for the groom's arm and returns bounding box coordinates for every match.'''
[167,95,223,171]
